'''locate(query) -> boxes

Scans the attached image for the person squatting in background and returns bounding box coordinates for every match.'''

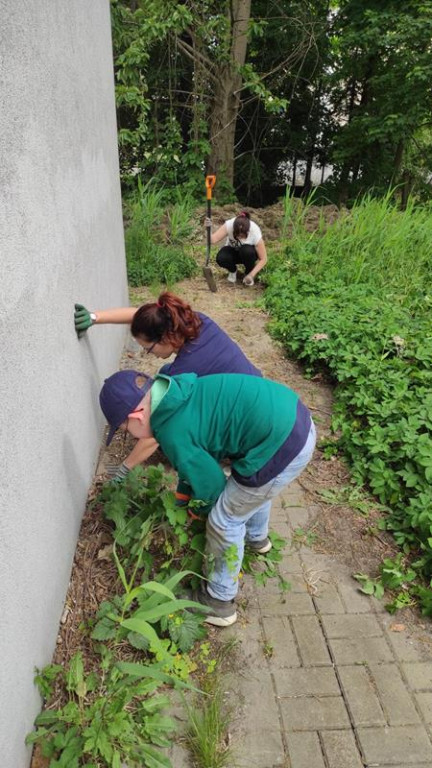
[99,368,316,627]
[74,292,261,478]
[206,211,268,286]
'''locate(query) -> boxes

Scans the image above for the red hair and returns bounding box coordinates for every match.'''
[131,292,202,350]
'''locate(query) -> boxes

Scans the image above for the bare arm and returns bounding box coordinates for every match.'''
[123,437,160,470]
[93,307,137,324]
[209,223,228,245]
[248,239,268,278]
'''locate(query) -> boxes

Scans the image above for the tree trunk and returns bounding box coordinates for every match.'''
[400,169,412,210]
[207,0,251,186]
[392,139,404,184]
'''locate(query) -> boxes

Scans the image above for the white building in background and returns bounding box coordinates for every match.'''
[279,159,334,188]
[0,3,128,765]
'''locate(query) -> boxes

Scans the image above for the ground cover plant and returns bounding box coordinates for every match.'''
[264,192,432,611]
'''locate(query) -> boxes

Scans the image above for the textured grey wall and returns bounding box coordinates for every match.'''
[0,2,128,764]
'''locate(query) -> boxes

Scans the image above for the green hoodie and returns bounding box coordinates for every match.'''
[150,372,300,511]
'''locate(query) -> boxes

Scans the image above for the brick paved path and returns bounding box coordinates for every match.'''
[170,478,432,768]
[223,480,432,768]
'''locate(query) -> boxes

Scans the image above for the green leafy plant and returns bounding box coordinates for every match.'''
[242,531,290,591]
[98,465,191,570]
[292,527,318,548]
[353,573,385,600]
[27,648,177,768]
[318,485,389,518]
[355,553,418,613]
[264,192,432,610]
[91,556,207,655]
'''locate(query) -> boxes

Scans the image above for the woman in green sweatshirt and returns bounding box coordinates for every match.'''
[99,369,316,627]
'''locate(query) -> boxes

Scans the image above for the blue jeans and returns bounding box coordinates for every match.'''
[205,422,317,601]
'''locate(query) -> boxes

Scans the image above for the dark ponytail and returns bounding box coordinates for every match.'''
[233,211,251,239]
[131,292,202,350]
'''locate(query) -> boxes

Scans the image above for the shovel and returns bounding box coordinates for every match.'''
[203,174,218,292]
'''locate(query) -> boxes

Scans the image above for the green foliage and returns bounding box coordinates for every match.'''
[98,464,189,566]
[242,531,291,591]
[185,685,233,768]
[124,180,198,287]
[327,2,432,198]
[27,649,176,768]
[264,193,432,609]
[28,462,215,766]
[355,554,418,614]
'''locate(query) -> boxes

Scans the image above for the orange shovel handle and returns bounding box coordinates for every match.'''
[205,175,216,199]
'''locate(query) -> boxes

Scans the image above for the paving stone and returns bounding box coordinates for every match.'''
[292,616,332,666]
[274,667,340,697]
[387,630,432,662]
[280,695,350,730]
[357,725,432,764]
[286,732,325,768]
[370,664,420,725]
[262,616,301,667]
[233,615,263,642]
[167,743,191,767]
[278,552,304,573]
[300,552,335,571]
[259,572,308,596]
[286,506,312,530]
[313,581,346,615]
[260,592,315,616]
[321,614,382,638]
[329,637,394,665]
[381,613,432,656]
[336,574,374,613]
[270,519,292,537]
[234,665,285,768]
[240,638,272,670]
[237,680,279,732]
[284,572,309,593]
[338,666,386,727]
[235,727,286,767]
[415,692,432,723]
[320,730,364,768]
[402,662,432,690]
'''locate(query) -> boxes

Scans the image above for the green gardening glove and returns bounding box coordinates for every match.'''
[74,303,94,335]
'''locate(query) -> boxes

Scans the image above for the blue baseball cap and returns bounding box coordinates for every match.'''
[99,369,154,445]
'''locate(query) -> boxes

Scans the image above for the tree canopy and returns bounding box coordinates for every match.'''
[111,0,432,204]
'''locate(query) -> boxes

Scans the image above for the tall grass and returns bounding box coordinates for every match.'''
[124,178,198,287]
[280,191,432,308]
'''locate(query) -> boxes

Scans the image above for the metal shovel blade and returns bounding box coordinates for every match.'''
[203,265,218,292]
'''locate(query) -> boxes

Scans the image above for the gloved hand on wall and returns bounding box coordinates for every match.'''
[74,303,95,335]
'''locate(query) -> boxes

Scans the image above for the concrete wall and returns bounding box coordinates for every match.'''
[0,2,128,764]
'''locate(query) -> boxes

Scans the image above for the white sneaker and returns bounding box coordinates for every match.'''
[227,271,237,283]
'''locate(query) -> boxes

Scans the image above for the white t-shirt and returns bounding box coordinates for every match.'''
[225,217,262,247]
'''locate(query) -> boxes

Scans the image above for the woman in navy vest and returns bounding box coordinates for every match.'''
[74,293,261,477]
